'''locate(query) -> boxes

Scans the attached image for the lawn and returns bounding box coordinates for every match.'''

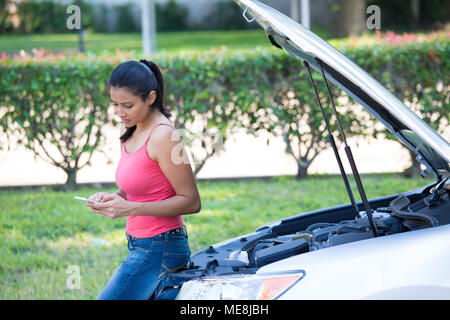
[0,29,273,55]
[0,28,333,55]
[0,173,433,299]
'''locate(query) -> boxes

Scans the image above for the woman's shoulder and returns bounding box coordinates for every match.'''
[146,121,182,160]
[150,122,180,144]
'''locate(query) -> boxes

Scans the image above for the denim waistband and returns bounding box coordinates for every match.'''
[126,225,187,241]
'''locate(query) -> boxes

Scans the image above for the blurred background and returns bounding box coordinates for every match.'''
[2,0,449,36]
[1,0,448,187]
[1,0,449,53]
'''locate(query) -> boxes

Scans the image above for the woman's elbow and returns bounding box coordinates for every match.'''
[191,196,201,214]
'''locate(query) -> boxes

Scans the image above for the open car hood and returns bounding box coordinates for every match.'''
[235,0,450,178]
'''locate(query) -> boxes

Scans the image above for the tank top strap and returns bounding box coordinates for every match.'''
[145,123,175,143]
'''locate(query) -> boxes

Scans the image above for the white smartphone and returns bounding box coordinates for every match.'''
[74,196,100,204]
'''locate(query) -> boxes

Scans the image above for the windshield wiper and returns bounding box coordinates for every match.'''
[304,59,379,237]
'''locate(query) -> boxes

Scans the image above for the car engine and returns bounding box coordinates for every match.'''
[250,179,450,268]
[172,178,450,279]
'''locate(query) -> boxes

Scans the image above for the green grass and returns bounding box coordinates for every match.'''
[0,173,433,299]
[0,29,272,55]
[0,28,333,55]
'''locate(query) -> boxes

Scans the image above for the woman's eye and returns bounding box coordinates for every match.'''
[124,105,133,109]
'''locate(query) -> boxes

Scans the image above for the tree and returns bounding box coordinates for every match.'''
[164,51,242,176]
[242,56,362,179]
[0,0,13,34]
[0,54,113,189]
[336,0,366,37]
[273,76,360,178]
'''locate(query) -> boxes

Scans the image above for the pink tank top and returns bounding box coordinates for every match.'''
[115,123,183,238]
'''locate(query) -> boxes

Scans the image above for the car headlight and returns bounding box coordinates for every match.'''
[176,270,305,300]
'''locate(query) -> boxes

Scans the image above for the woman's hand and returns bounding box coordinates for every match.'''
[88,192,109,203]
[86,193,135,220]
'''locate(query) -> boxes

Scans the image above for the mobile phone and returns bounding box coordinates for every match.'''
[74,196,100,204]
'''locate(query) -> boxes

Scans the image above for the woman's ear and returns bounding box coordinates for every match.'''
[146,90,157,106]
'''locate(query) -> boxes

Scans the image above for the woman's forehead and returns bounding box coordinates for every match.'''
[110,87,137,103]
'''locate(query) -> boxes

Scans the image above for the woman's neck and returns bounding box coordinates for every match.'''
[135,109,163,133]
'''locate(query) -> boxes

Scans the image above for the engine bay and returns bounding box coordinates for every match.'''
[172,178,450,280]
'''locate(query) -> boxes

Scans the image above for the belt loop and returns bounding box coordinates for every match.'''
[164,231,169,242]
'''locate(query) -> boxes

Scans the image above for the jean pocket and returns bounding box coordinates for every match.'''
[121,246,150,275]
[159,251,190,278]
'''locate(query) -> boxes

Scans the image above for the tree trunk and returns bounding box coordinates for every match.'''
[411,0,420,29]
[296,161,309,179]
[403,149,422,177]
[64,168,79,190]
[337,0,366,37]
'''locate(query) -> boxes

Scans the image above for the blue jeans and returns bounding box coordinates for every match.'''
[97,228,191,300]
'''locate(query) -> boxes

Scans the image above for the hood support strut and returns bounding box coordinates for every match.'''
[304,59,379,237]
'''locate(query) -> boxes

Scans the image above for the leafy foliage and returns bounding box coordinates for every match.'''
[336,31,449,174]
[0,50,113,188]
[0,31,448,187]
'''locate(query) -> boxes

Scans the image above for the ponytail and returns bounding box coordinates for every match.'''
[139,59,169,118]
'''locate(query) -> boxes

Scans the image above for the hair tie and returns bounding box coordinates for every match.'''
[139,59,156,78]
[139,59,152,70]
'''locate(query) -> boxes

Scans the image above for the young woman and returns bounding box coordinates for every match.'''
[87,59,201,300]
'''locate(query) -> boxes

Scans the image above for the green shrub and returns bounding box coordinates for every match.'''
[334,31,449,174]
[0,51,113,188]
[0,32,448,187]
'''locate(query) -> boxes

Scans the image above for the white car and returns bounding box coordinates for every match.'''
[161,0,450,300]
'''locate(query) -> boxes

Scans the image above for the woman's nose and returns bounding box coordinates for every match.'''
[116,107,126,117]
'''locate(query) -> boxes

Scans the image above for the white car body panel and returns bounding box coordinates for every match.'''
[258,224,450,299]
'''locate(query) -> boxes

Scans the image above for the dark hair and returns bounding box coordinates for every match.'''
[108,59,170,142]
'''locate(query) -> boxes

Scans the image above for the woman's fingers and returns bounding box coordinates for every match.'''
[96,192,106,202]
[101,193,118,202]
[88,192,107,203]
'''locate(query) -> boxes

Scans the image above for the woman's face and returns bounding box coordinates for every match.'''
[110,86,156,128]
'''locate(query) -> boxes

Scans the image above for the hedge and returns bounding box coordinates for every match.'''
[0,31,448,187]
